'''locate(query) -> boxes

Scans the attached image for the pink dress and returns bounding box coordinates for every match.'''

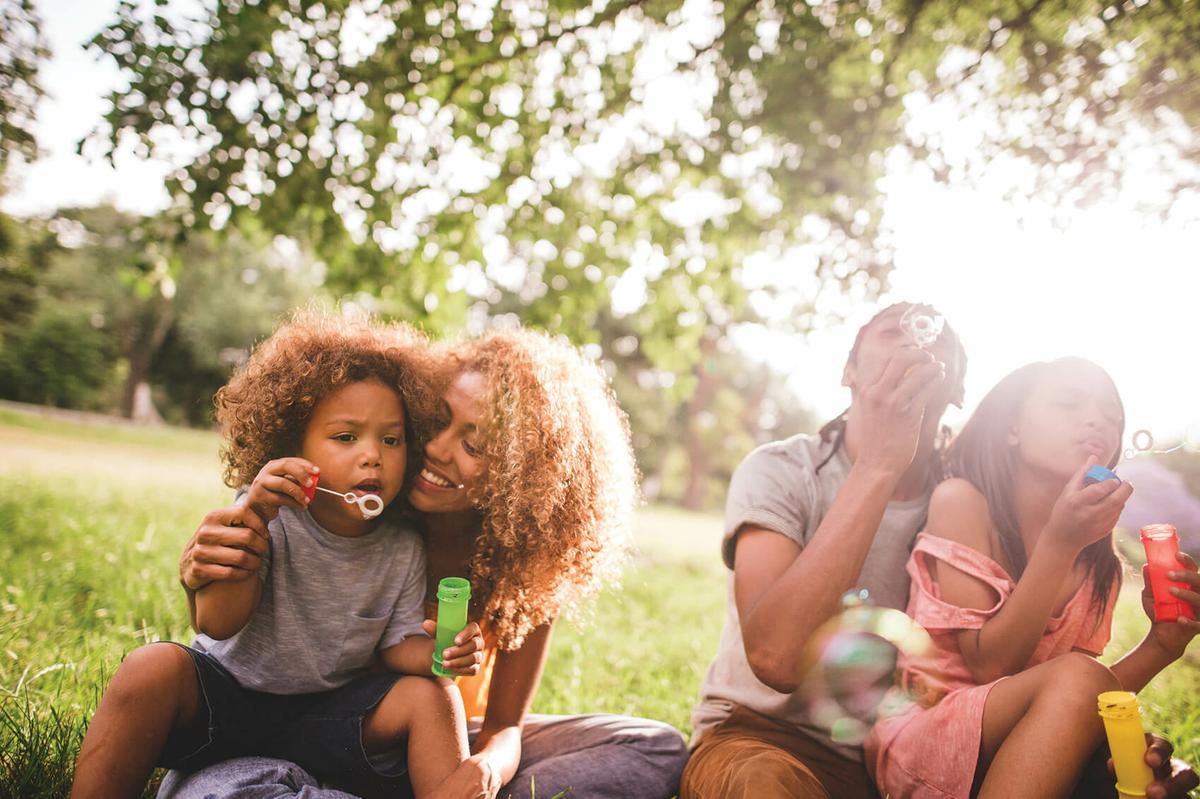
[864,533,1118,799]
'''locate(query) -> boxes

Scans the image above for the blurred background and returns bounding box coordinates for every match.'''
[1,0,1198,528]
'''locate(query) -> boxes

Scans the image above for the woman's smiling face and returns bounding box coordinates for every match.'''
[409,370,488,514]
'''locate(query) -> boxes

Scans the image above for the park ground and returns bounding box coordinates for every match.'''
[0,405,1196,797]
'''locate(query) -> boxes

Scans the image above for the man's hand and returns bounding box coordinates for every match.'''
[1142,734,1200,799]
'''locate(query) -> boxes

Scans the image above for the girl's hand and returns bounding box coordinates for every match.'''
[422,620,485,677]
[244,457,319,522]
[1043,457,1133,555]
[1142,552,1200,659]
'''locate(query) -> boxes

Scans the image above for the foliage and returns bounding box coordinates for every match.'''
[87,0,1200,342]
[0,205,323,424]
[0,304,116,408]
[0,0,45,178]
[80,0,1200,502]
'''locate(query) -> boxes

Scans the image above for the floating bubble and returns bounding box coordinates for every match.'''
[899,306,945,349]
[797,590,933,744]
[1122,424,1200,461]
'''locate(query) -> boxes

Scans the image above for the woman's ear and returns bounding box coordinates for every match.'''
[1006,426,1019,448]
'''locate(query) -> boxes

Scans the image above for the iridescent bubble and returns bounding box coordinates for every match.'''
[797,590,933,744]
[899,306,945,349]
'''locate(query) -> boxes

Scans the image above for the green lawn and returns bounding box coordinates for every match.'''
[1,408,1196,797]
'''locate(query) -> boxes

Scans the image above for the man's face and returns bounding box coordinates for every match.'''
[842,305,960,410]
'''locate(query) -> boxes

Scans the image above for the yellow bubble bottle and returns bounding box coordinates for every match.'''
[1097,691,1153,798]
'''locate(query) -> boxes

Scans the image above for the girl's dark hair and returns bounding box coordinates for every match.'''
[816,303,968,484]
[945,357,1123,613]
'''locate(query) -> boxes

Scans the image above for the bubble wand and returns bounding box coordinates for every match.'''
[302,476,384,520]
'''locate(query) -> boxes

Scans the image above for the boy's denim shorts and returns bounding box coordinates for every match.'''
[159,643,412,797]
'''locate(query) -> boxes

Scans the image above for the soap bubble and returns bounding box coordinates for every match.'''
[797,590,933,744]
[899,306,945,349]
[1123,424,1200,460]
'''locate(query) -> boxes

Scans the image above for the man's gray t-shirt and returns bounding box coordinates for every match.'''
[194,505,427,694]
[690,432,929,762]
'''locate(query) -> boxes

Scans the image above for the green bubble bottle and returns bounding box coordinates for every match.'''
[431,577,471,677]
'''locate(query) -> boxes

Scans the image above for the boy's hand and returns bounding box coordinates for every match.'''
[244,457,319,522]
[1142,553,1200,659]
[1044,456,1133,555]
[180,505,269,590]
[422,620,485,677]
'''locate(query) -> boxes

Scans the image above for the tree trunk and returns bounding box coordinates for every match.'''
[681,334,721,511]
[121,291,175,421]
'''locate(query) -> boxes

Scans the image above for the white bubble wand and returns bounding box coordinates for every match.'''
[312,484,385,519]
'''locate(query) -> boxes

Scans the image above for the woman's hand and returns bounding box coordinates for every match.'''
[243,457,318,523]
[1043,457,1133,555]
[422,620,485,677]
[433,754,502,799]
[1141,553,1200,660]
[180,505,269,591]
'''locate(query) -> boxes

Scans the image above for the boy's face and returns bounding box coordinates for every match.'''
[301,379,407,535]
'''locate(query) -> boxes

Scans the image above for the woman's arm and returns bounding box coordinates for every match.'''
[182,505,270,638]
[470,621,555,787]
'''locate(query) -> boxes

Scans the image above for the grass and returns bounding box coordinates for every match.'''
[0,408,1197,797]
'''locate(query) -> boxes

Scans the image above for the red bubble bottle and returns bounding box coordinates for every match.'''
[1140,524,1196,622]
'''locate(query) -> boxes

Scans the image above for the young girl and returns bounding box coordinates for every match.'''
[866,357,1200,798]
[71,312,485,799]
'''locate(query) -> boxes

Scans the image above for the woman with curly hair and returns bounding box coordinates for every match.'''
[166,326,689,799]
[73,312,487,799]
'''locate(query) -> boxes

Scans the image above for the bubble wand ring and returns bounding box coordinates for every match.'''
[899,306,945,350]
[312,484,385,519]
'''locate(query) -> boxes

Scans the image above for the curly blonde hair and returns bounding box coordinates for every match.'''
[215,310,441,503]
[453,329,638,650]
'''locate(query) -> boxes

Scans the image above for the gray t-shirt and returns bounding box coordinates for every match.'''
[194,505,427,694]
[690,432,929,762]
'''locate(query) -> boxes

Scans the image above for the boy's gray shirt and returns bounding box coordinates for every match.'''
[194,505,427,694]
[690,432,929,762]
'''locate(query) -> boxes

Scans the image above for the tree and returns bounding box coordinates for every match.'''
[86,0,1199,497]
[0,205,323,422]
[0,0,45,179]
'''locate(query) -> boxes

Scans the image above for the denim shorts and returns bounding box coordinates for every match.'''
[159,643,411,797]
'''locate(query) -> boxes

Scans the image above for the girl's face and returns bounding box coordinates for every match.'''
[409,371,488,515]
[301,379,408,534]
[1009,362,1124,480]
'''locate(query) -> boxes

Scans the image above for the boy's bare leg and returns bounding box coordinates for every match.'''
[361,675,468,797]
[71,643,204,799]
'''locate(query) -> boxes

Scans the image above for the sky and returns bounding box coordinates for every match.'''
[6,0,1199,455]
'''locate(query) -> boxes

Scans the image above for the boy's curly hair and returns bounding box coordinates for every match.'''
[452,328,638,650]
[216,310,441,498]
